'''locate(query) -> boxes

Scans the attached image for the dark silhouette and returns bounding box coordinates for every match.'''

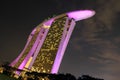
[77,75,104,80]
[0,62,104,80]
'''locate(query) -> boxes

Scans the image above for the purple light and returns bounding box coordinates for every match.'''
[44,19,54,26]
[67,10,95,21]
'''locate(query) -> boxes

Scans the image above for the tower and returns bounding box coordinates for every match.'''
[10,10,95,74]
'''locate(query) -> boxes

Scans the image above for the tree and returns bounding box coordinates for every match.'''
[77,75,104,80]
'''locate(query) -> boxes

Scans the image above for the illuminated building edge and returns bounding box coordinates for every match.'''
[9,10,95,75]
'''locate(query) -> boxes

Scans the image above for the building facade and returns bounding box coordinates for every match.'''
[9,10,95,75]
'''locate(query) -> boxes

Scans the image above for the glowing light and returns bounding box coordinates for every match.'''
[43,25,50,29]
[42,19,54,29]
[24,57,33,68]
[67,10,95,21]
[44,19,54,26]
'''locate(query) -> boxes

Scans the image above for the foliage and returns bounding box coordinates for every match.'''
[0,74,17,80]
[0,63,104,80]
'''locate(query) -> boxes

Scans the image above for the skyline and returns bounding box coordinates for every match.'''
[0,0,120,80]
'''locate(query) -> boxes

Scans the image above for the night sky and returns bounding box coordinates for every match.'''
[0,0,120,80]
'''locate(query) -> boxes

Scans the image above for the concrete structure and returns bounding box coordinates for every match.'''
[10,10,95,75]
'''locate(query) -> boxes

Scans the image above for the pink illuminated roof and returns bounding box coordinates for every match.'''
[42,10,95,26]
[67,10,95,21]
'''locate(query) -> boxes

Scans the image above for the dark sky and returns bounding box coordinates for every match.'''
[0,0,120,80]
